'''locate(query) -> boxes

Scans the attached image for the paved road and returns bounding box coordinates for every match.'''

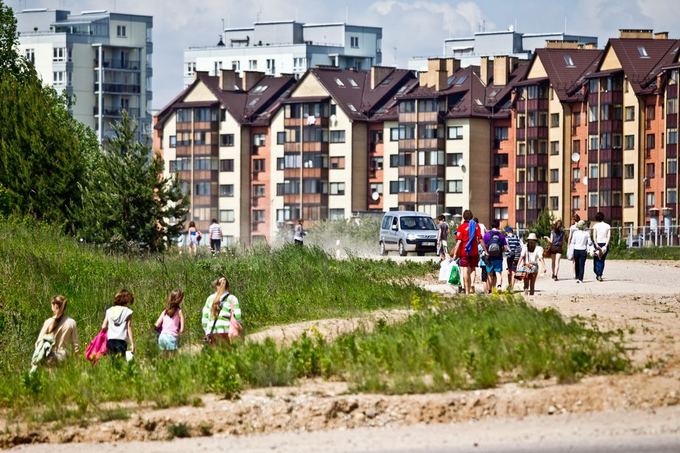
[12,406,680,453]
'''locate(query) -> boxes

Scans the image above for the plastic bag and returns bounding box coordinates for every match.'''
[439,259,454,281]
[567,244,574,261]
[448,263,461,285]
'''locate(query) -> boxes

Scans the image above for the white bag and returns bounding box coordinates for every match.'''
[566,244,574,261]
[439,258,454,282]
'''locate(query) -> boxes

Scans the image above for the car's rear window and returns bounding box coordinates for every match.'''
[400,216,435,230]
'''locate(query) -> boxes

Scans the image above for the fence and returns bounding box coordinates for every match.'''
[515,225,680,248]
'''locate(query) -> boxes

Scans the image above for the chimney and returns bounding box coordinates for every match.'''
[480,56,491,86]
[545,40,579,49]
[655,31,669,40]
[370,66,394,89]
[493,56,510,87]
[242,70,266,91]
[219,69,241,91]
[619,29,653,39]
[419,58,448,91]
[581,42,597,50]
[445,58,460,76]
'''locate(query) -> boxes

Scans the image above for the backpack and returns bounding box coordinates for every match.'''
[487,232,503,258]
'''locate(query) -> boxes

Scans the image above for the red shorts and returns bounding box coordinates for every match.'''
[459,255,479,269]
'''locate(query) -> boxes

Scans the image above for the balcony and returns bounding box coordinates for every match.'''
[417,138,445,149]
[94,83,141,94]
[398,192,416,204]
[94,59,141,70]
[417,191,445,205]
[93,106,140,118]
[418,165,445,177]
[398,139,417,151]
[398,166,417,177]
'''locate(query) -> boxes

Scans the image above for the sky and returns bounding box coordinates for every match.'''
[7,0,680,110]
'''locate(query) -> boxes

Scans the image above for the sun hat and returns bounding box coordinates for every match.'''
[576,220,587,230]
[526,232,538,241]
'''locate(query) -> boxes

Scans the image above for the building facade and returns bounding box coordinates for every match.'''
[184,21,382,86]
[16,8,153,141]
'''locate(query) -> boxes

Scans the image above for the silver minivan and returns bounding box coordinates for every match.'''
[379,211,438,256]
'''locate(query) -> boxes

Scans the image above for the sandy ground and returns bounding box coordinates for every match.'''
[4,259,680,450]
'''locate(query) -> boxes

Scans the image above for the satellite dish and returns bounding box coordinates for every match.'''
[571,152,580,162]
[460,164,466,172]
[371,191,380,201]
[330,114,337,125]
[582,176,588,186]
[306,115,316,125]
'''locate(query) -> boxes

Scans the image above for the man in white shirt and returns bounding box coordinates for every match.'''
[592,212,611,281]
[208,218,223,254]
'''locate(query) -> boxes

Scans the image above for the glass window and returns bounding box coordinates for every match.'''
[550,113,559,128]
[219,184,234,197]
[625,106,635,121]
[447,126,463,140]
[276,132,286,145]
[495,127,509,141]
[220,159,234,172]
[169,135,176,148]
[446,179,463,193]
[329,182,345,195]
[330,130,346,143]
[446,153,463,166]
[219,210,235,223]
[390,128,399,141]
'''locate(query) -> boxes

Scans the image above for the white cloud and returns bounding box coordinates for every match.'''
[369,0,492,36]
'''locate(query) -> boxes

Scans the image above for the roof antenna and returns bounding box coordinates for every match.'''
[345,4,349,23]
[564,16,567,34]
[393,46,397,66]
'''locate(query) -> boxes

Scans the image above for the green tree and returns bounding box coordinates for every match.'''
[76,112,188,252]
[0,1,98,228]
[529,209,555,242]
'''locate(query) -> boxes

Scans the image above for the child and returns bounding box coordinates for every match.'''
[101,289,134,358]
[202,277,242,344]
[154,289,185,351]
[478,243,488,293]
[31,295,79,372]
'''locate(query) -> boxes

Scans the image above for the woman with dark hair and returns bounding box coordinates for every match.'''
[544,220,565,280]
[186,221,201,255]
[102,289,135,358]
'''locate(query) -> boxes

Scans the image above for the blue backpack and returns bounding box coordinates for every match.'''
[487,232,503,258]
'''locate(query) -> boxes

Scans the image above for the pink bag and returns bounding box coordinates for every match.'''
[85,329,108,363]
[228,300,242,341]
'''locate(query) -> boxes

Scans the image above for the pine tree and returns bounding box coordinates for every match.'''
[76,112,188,252]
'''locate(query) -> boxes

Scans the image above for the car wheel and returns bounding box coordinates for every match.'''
[398,241,407,257]
[379,241,387,256]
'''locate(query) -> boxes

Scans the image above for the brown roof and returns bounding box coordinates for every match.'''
[154,72,296,129]
[528,49,602,101]
[604,38,680,93]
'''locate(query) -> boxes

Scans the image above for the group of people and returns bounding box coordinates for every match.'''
[442,209,612,296]
[186,219,225,255]
[30,277,242,372]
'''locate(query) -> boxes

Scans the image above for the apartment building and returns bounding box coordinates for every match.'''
[154,70,297,242]
[15,8,153,141]
[184,21,382,85]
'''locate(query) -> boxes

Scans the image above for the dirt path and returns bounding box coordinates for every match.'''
[4,260,680,449]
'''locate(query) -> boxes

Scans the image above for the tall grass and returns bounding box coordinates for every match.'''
[0,218,435,376]
[608,246,680,260]
[1,295,629,422]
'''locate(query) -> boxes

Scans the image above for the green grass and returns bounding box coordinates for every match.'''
[0,217,435,375]
[1,295,629,423]
[608,246,680,260]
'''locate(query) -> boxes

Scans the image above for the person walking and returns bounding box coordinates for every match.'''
[544,220,565,281]
[567,214,580,279]
[31,295,79,372]
[517,233,546,296]
[482,220,508,293]
[101,290,134,358]
[451,210,486,294]
[569,220,593,283]
[154,289,185,352]
[202,277,242,345]
[208,219,223,255]
[504,226,522,291]
[436,215,450,261]
[294,219,305,246]
[592,212,611,281]
[186,221,201,255]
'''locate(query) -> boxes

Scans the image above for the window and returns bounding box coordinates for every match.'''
[335,78,345,87]
[621,164,634,180]
[614,105,623,121]
[253,133,266,146]
[589,164,599,179]
[624,106,635,121]
[370,156,384,171]
[447,153,463,166]
[573,112,581,126]
[347,104,357,112]
[550,141,559,155]
[668,158,677,175]
[399,101,415,113]
[399,124,416,139]
[495,127,509,141]
[52,71,65,85]
[253,184,266,197]
[668,98,677,115]
[194,131,207,145]
[220,159,234,172]
[668,128,678,145]
[330,209,345,220]
[266,59,275,74]
[623,135,634,150]
[516,196,525,210]
[348,78,358,87]
[219,210,235,223]
[219,184,234,197]
[446,180,463,193]
[350,36,359,48]
[550,113,559,128]
[330,130,345,143]
[624,193,634,208]
[176,109,191,122]
[249,59,257,70]
[253,159,266,172]
[550,169,559,183]
[589,192,599,207]
[638,46,649,58]
[589,135,599,151]
[494,207,509,220]
[563,55,575,67]
[329,182,345,195]
[538,113,548,127]
[330,156,345,169]
[600,104,610,121]
[550,196,559,211]
[24,48,34,64]
[646,192,655,208]
[589,105,598,122]
[390,128,399,141]
[194,182,211,196]
[194,157,218,170]
[517,114,526,128]
[613,134,622,149]
[645,133,655,150]
[646,163,655,178]
[447,126,463,140]
[572,196,580,210]
[494,180,508,194]
[168,135,177,148]
[231,60,240,71]
[276,131,286,145]
[116,25,126,37]
[517,142,526,155]
[668,189,677,204]
[389,181,399,194]
[572,167,580,182]
[52,47,66,62]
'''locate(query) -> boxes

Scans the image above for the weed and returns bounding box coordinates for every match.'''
[97,407,130,422]
[198,422,213,437]
[166,422,190,439]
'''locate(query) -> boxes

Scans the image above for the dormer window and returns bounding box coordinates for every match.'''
[348,78,358,87]
[563,55,575,67]
[638,46,649,58]
[335,78,345,87]
[348,103,357,112]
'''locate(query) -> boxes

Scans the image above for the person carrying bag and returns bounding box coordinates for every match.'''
[202,276,242,345]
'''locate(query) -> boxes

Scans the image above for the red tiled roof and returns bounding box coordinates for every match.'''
[604,38,680,93]
[528,49,602,101]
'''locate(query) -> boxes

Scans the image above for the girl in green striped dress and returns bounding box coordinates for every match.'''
[202,277,242,344]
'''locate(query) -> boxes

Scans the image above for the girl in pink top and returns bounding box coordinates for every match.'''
[154,289,185,351]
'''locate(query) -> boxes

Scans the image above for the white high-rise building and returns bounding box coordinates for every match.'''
[16,8,153,141]
[184,21,382,86]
